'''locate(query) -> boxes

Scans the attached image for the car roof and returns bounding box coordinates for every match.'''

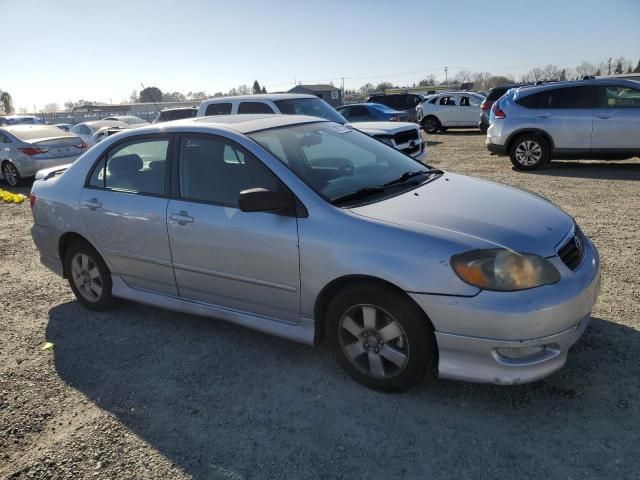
[160,107,197,112]
[189,114,329,133]
[201,93,317,103]
[517,78,640,94]
[77,120,128,128]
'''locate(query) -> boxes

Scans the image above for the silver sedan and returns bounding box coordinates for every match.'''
[29,115,600,391]
[1,125,87,186]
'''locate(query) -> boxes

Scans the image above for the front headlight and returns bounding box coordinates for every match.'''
[451,249,560,291]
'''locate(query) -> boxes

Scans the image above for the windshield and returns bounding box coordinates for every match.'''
[249,122,432,204]
[274,98,347,124]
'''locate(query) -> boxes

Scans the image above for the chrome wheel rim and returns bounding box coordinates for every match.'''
[338,304,410,379]
[71,253,103,302]
[515,140,542,166]
[3,164,18,186]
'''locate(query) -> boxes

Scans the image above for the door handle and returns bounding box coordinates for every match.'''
[597,113,612,119]
[82,198,102,210]
[170,211,194,226]
[535,113,550,119]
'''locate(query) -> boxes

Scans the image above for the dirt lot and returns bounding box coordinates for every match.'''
[1,132,639,479]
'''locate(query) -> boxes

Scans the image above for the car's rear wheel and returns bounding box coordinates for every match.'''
[326,283,437,391]
[65,240,115,311]
[510,134,550,170]
[2,162,22,187]
[422,116,441,134]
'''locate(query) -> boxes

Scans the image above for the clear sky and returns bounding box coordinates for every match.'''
[2,0,639,111]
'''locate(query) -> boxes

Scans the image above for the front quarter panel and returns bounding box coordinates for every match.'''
[298,205,482,318]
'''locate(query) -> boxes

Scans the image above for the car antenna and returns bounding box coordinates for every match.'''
[140,82,163,118]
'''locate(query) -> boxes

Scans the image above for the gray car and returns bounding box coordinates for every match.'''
[0,125,87,186]
[30,115,600,391]
[486,78,640,170]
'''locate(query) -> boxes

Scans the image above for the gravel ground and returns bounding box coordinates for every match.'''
[1,131,639,479]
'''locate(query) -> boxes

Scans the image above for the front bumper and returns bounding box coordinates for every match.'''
[410,238,601,385]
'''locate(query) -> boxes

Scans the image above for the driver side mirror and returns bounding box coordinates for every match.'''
[238,188,292,213]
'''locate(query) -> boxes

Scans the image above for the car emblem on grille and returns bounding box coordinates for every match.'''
[574,234,583,253]
[410,141,416,147]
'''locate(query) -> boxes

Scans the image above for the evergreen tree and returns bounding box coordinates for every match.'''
[252,80,261,94]
[634,60,640,73]
[614,61,623,75]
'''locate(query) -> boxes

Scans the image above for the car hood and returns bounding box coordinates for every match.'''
[350,121,418,136]
[349,172,573,257]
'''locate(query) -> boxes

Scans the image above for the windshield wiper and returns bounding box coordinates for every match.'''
[331,187,386,205]
[382,170,431,187]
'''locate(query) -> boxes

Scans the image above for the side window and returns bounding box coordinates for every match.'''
[237,102,275,114]
[459,96,470,107]
[440,96,455,106]
[603,86,640,108]
[0,133,12,143]
[428,97,438,104]
[205,103,232,116]
[547,86,599,109]
[350,105,369,117]
[89,138,168,195]
[338,107,351,119]
[178,136,280,207]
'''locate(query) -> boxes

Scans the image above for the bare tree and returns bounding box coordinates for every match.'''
[576,61,597,78]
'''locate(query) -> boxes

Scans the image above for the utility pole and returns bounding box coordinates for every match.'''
[444,66,448,85]
[341,77,345,105]
[607,57,612,76]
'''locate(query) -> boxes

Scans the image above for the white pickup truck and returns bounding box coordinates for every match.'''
[197,94,426,161]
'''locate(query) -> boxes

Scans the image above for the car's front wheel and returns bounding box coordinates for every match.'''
[510,134,550,170]
[2,162,22,187]
[326,283,437,391]
[65,240,115,311]
[422,116,441,134]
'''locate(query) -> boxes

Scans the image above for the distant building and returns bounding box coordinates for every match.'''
[288,84,342,107]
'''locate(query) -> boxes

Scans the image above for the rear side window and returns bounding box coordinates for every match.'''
[603,85,640,108]
[71,124,91,136]
[205,103,232,116]
[237,102,275,114]
[517,86,599,109]
[89,138,168,195]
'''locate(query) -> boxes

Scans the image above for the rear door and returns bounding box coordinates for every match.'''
[592,84,640,150]
[166,134,301,322]
[80,134,177,295]
[527,86,597,150]
[457,94,482,126]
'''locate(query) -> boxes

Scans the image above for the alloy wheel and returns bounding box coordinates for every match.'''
[338,304,410,379]
[2,163,18,186]
[514,140,542,166]
[70,253,103,302]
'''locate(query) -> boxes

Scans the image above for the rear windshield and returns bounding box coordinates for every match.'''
[486,87,510,101]
[274,98,346,124]
[158,109,196,122]
[9,126,73,141]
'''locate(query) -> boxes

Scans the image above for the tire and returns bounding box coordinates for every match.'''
[326,282,437,391]
[2,162,22,187]
[509,134,550,171]
[64,240,115,311]
[479,124,488,134]
[422,116,441,134]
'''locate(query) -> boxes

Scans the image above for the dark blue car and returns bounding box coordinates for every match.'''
[336,103,410,123]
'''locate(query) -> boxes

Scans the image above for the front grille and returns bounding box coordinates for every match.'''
[393,129,419,145]
[402,145,420,155]
[558,227,585,271]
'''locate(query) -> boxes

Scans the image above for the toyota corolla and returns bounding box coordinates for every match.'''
[30,115,600,391]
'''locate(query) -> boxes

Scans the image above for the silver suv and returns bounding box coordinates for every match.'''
[486,79,640,170]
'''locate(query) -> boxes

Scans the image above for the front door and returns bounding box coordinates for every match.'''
[435,96,458,126]
[458,94,482,127]
[166,134,301,322]
[80,135,177,295]
[592,84,640,150]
